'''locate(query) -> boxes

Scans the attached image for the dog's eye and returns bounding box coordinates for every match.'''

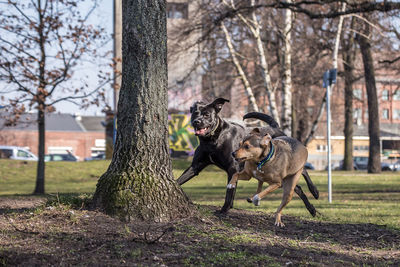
[244,144,249,150]
[203,113,210,117]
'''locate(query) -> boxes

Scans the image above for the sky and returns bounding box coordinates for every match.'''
[56,0,114,116]
[0,0,114,116]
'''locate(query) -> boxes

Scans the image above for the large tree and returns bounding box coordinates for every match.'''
[356,19,381,173]
[341,17,357,171]
[92,0,193,222]
[0,0,110,194]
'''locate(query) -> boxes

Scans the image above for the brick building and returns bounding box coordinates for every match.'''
[0,113,105,161]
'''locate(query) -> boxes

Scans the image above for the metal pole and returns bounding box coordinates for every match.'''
[326,83,332,203]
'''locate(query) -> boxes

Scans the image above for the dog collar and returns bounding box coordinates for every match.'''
[209,118,220,136]
[257,143,274,171]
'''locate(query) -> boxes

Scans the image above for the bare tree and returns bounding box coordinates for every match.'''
[341,16,357,171]
[92,0,193,222]
[356,18,381,173]
[221,22,259,113]
[281,0,293,136]
[0,0,111,194]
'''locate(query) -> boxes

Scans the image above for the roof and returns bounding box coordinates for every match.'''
[79,116,105,132]
[0,112,104,132]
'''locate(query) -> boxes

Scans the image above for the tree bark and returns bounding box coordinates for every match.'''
[342,17,356,171]
[281,1,293,135]
[357,22,381,173]
[34,3,46,194]
[92,0,193,222]
[33,105,45,194]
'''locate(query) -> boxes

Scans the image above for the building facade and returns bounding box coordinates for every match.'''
[0,113,105,161]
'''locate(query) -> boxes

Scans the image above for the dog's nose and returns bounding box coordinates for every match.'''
[192,119,201,126]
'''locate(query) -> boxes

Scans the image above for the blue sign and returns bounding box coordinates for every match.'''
[323,69,337,88]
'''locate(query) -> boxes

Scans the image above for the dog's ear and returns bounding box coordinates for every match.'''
[190,101,205,113]
[190,104,195,114]
[251,128,261,135]
[190,101,200,113]
[210,98,229,113]
[260,133,272,147]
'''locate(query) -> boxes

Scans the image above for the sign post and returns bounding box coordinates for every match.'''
[323,69,336,204]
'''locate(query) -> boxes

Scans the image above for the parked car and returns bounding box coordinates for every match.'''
[0,146,38,161]
[84,153,106,161]
[388,160,400,171]
[336,157,393,171]
[304,162,315,170]
[45,153,77,162]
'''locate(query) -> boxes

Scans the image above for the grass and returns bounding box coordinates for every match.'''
[1,158,400,229]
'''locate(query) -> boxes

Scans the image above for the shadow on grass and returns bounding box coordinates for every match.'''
[2,203,399,266]
[216,206,400,251]
[0,193,93,215]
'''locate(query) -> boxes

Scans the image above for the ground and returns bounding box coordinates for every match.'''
[0,196,399,266]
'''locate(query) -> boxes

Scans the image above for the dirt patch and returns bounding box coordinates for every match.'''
[0,199,399,266]
[0,196,46,213]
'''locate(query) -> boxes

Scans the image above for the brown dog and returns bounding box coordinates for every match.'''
[228,128,309,227]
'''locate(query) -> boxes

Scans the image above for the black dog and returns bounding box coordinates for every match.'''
[176,98,318,213]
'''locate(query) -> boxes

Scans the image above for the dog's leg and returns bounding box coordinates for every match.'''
[227,171,251,189]
[247,181,263,205]
[252,183,281,207]
[275,170,302,227]
[256,183,280,199]
[176,150,210,185]
[302,169,319,199]
[221,169,251,213]
[294,185,316,217]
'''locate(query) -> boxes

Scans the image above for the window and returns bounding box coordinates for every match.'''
[354,145,369,151]
[0,149,13,159]
[353,89,362,100]
[394,109,400,120]
[53,155,64,161]
[382,109,389,119]
[167,3,188,19]
[382,90,389,101]
[17,150,29,158]
[316,145,331,152]
[353,108,362,119]
[394,90,400,101]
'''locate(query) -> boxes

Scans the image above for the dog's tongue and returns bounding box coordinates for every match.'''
[195,128,208,136]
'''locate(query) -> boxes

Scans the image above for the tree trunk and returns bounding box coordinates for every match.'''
[250,3,280,123]
[33,106,45,194]
[221,23,259,113]
[342,17,356,171]
[92,0,193,222]
[280,0,293,136]
[357,22,381,173]
[34,5,46,195]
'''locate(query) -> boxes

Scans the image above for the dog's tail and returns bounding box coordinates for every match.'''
[302,169,319,199]
[243,112,280,128]
[294,185,317,217]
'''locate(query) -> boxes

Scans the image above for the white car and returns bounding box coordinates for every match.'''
[0,146,38,161]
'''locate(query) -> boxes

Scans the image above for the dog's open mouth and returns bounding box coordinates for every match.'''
[195,127,209,136]
[234,157,247,162]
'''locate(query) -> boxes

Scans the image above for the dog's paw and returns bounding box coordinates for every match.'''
[274,220,285,228]
[227,183,236,189]
[252,194,261,206]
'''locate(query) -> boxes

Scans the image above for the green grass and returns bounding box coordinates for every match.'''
[1,158,400,229]
[0,159,108,195]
